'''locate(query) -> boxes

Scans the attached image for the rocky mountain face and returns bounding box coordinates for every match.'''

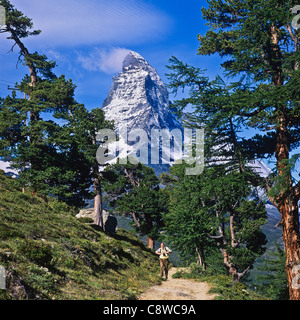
[102,51,183,173]
[102,51,182,136]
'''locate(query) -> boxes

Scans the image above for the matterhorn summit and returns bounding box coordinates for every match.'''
[102,51,182,136]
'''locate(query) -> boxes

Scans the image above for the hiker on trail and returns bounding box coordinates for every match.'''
[155,242,172,280]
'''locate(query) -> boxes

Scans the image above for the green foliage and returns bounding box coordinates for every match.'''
[0,1,114,207]
[0,0,41,39]
[103,163,165,240]
[0,91,102,207]
[162,163,267,279]
[254,244,289,300]
[207,274,267,300]
[199,0,299,79]
[196,0,300,192]
[165,0,299,294]
[161,164,214,267]
[167,0,300,192]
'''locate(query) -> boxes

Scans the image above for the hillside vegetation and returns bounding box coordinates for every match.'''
[0,171,161,300]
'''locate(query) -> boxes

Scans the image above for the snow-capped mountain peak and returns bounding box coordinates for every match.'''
[102,51,181,137]
[101,51,183,173]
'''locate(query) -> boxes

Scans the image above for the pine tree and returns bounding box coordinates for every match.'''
[255,244,289,300]
[0,0,75,195]
[168,0,300,299]
[0,77,83,202]
[103,163,164,248]
[163,163,267,280]
[65,105,113,226]
[167,61,250,173]
[199,0,300,299]
[161,164,214,269]
[0,1,113,213]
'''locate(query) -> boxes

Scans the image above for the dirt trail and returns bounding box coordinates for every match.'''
[138,268,216,300]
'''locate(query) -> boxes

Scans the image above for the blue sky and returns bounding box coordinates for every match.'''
[0,0,223,108]
[0,0,248,149]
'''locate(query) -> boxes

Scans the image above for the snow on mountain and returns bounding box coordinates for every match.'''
[101,51,183,173]
[247,160,272,178]
[102,51,181,137]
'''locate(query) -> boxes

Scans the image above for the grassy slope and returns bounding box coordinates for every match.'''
[0,172,161,300]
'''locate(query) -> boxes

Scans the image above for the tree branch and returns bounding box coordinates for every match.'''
[124,167,140,187]
[284,24,299,52]
[275,219,283,228]
[207,234,223,240]
[294,180,300,200]
[131,211,141,228]
[6,23,37,88]
[264,177,279,209]
[237,105,268,118]
[284,24,299,70]
[237,266,251,280]
[7,41,17,54]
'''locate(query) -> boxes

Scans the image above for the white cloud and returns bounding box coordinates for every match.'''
[77,47,130,74]
[10,0,172,47]
[47,50,63,61]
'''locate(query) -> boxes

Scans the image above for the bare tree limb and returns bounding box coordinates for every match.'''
[294,180,300,200]
[131,212,141,228]
[264,177,280,209]
[237,266,251,281]
[124,167,140,187]
[237,105,268,118]
[284,24,299,52]
[275,219,283,228]
[207,234,223,240]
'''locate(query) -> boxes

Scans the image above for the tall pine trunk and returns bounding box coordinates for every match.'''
[269,27,300,300]
[93,175,103,228]
[279,197,300,300]
[195,246,206,270]
[147,237,154,249]
[275,113,300,300]
[93,159,103,228]
[7,23,40,177]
